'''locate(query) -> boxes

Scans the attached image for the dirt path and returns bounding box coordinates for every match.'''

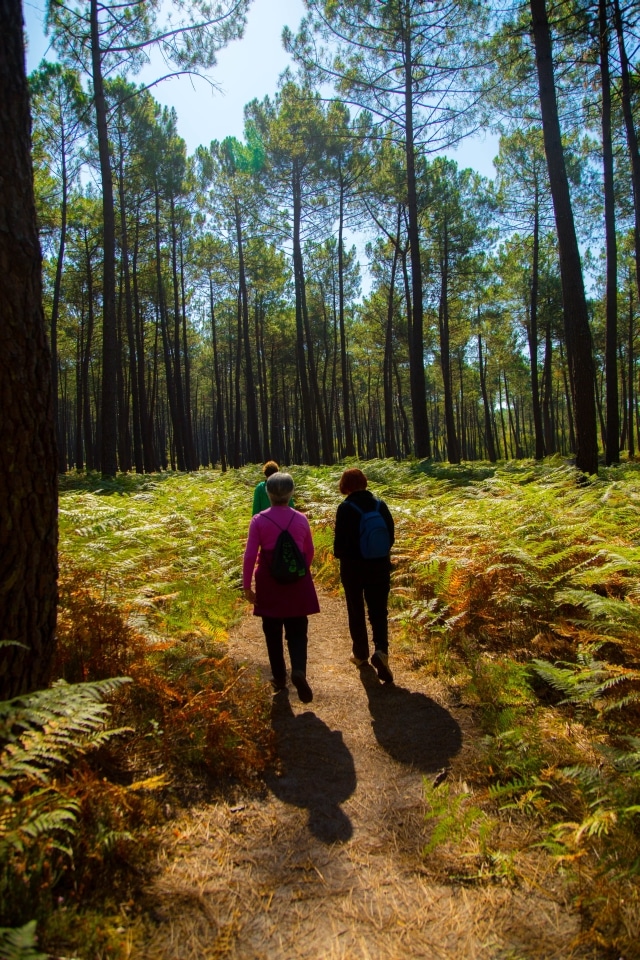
[141,591,598,960]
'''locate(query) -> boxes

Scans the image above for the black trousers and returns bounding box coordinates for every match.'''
[339,559,390,661]
[261,615,309,681]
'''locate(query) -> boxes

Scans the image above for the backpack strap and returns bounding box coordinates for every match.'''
[262,510,294,534]
[347,499,380,515]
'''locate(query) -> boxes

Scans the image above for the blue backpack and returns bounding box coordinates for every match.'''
[348,499,390,559]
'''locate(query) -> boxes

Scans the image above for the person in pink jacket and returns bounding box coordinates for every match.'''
[243,472,319,703]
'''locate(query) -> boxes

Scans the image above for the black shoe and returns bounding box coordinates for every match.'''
[291,671,313,703]
[271,675,287,692]
[371,650,393,683]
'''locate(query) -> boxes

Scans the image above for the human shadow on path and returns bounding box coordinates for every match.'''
[359,664,462,773]
[264,692,356,844]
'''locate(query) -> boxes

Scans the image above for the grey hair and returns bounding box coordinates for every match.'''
[266,471,294,504]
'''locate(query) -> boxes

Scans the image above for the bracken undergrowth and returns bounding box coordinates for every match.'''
[5,457,640,958]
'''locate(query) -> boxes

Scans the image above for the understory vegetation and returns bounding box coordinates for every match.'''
[2,457,640,957]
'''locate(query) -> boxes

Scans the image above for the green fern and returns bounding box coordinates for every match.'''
[0,922,47,960]
[422,781,490,855]
[1,679,131,854]
[532,649,640,711]
[0,677,132,936]
[488,775,555,818]
[555,587,640,643]
[602,736,640,773]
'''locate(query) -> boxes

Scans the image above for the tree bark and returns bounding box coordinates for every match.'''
[600,0,619,465]
[51,126,68,473]
[477,326,497,462]
[292,161,321,464]
[529,181,545,459]
[170,194,189,470]
[155,188,184,469]
[90,0,118,476]
[627,280,635,457]
[438,222,460,464]
[403,15,431,459]
[0,0,58,698]
[82,229,96,470]
[235,197,261,462]
[209,281,227,470]
[613,0,640,312]
[116,124,143,474]
[338,165,355,457]
[384,220,401,459]
[530,0,599,473]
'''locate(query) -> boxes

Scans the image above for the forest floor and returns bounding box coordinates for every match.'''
[138,590,605,960]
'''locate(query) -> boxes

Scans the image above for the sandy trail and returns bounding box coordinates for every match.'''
[141,591,597,959]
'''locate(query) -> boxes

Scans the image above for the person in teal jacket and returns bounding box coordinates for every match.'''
[252,461,294,514]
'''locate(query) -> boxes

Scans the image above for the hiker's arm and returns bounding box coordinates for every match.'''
[333,502,349,558]
[381,501,395,548]
[242,517,260,597]
[302,517,315,566]
[251,482,263,516]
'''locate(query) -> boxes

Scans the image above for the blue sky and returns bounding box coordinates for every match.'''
[23,0,307,151]
[23,0,498,176]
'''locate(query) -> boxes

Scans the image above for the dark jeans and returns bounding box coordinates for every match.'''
[340,560,390,661]
[262,615,309,681]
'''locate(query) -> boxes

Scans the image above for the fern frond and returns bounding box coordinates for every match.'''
[532,653,640,710]
[0,678,130,780]
[599,737,640,772]
[555,588,640,640]
[0,921,47,960]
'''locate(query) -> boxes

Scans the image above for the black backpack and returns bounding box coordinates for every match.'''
[347,499,391,559]
[264,512,308,584]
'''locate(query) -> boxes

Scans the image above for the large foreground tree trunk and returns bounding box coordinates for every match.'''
[530,0,599,474]
[0,0,58,698]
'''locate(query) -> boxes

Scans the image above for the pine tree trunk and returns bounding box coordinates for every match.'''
[613,0,640,312]
[529,183,545,459]
[235,198,260,462]
[132,215,157,471]
[82,230,96,470]
[478,328,497,462]
[530,0,598,473]
[403,20,431,459]
[51,136,68,473]
[90,0,118,476]
[180,239,197,468]
[209,281,227,470]
[338,169,355,457]
[117,147,143,474]
[384,223,400,459]
[292,163,320,465]
[542,320,556,454]
[600,0,619,465]
[627,283,635,457]
[169,196,189,469]
[0,0,58,698]
[155,189,184,469]
[439,227,460,464]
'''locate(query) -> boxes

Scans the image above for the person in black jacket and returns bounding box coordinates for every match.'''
[333,468,395,683]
